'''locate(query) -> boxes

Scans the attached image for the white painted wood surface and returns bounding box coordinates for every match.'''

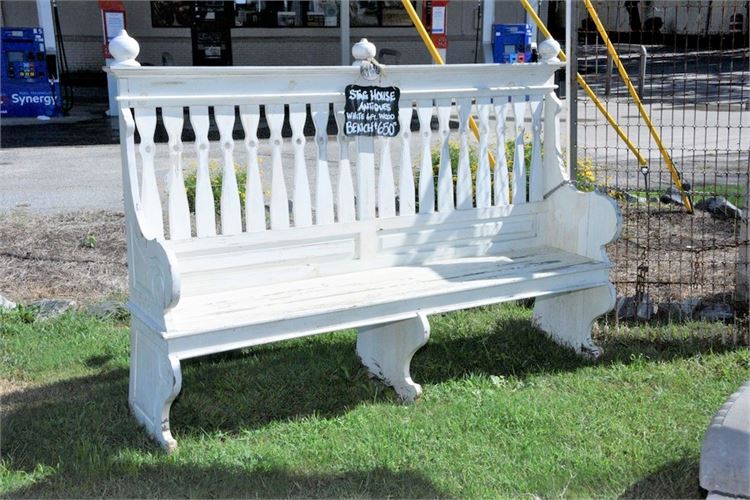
[456,98,473,210]
[214,105,242,235]
[435,99,454,213]
[111,32,619,451]
[334,103,356,223]
[416,101,435,214]
[188,106,216,237]
[398,105,416,216]
[357,313,430,401]
[266,104,290,230]
[312,103,335,225]
[475,99,492,209]
[511,98,527,205]
[239,105,266,232]
[493,100,510,206]
[162,107,191,240]
[290,103,313,227]
[133,107,164,239]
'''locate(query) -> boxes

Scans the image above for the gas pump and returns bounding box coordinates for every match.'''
[422,0,449,62]
[1,27,62,117]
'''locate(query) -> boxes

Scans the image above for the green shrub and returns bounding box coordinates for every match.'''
[574,157,597,192]
[423,141,599,203]
[425,139,532,204]
[184,160,249,214]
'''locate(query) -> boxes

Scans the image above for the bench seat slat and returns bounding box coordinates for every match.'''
[165,247,609,338]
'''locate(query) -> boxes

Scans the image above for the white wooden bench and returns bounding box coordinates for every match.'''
[110,31,621,450]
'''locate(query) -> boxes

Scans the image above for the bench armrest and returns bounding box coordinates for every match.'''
[118,106,181,328]
[126,219,182,329]
[542,184,622,263]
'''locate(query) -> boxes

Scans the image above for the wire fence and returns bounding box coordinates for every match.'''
[572,1,749,338]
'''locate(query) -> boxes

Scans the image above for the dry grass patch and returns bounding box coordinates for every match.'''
[0,211,127,304]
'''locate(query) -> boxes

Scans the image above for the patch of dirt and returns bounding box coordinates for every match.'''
[0,211,127,304]
[608,203,744,302]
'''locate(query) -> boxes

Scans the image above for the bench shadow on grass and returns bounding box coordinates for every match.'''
[619,458,702,499]
[2,312,738,497]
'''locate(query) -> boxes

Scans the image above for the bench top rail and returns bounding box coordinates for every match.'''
[110,31,567,258]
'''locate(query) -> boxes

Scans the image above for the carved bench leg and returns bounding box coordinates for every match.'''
[357,312,430,402]
[128,317,182,451]
[532,284,616,358]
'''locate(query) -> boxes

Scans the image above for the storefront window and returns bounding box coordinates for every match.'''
[235,1,341,27]
[351,1,414,27]
[150,1,416,29]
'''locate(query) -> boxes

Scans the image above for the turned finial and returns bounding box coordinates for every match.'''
[538,38,561,63]
[110,29,140,68]
[352,38,377,62]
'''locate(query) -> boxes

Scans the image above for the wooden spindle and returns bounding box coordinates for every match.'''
[416,100,435,214]
[239,105,266,232]
[133,107,164,238]
[436,99,454,213]
[493,99,510,206]
[312,102,334,225]
[161,106,191,240]
[377,137,396,218]
[529,97,544,202]
[512,98,527,204]
[266,104,290,229]
[214,106,242,235]
[397,105,415,216]
[333,104,355,223]
[456,98,473,210]
[356,136,376,221]
[189,106,216,237]
[476,98,492,209]
[289,103,312,227]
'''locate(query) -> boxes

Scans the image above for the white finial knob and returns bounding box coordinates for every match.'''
[352,38,376,61]
[538,38,561,63]
[109,30,140,67]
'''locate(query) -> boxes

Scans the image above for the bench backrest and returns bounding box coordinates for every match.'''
[111,33,568,285]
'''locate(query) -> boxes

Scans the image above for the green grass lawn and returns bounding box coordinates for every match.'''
[1,304,747,498]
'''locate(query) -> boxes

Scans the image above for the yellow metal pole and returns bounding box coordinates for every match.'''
[400,0,496,168]
[582,0,693,213]
[519,0,647,166]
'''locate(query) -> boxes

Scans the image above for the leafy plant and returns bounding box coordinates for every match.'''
[184,160,249,215]
[575,157,597,192]
[423,139,534,204]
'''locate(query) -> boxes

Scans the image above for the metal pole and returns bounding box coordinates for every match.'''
[340,0,350,65]
[605,52,613,97]
[481,0,495,63]
[638,44,647,98]
[566,0,578,181]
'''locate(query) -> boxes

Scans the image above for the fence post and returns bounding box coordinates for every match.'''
[638,45,648,98]
[605,52,613,97]
[566,0,578,182]
[737,175,749,315]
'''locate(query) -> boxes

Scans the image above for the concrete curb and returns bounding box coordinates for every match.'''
[700,380,750,498]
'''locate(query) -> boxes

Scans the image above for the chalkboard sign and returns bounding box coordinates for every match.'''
[344,85,400,137]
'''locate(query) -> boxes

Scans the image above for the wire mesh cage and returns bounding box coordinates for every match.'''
[572,0,749,339]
